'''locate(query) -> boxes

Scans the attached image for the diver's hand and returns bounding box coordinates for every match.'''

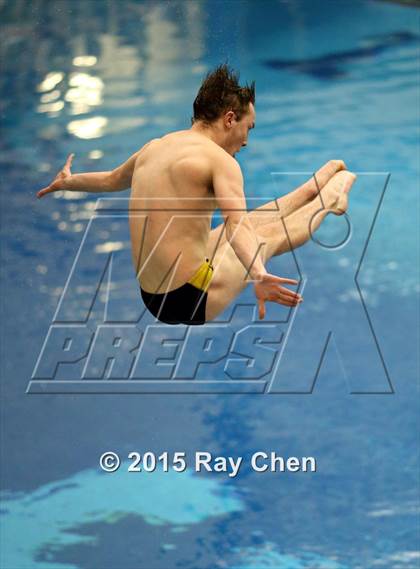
[37,153,74,198]
[253,273,302,320]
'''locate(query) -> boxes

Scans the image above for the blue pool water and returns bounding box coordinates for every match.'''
[1,1,419,568]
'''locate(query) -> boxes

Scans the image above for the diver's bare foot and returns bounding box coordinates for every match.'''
[323,170,356,215]
[305,159,347,200]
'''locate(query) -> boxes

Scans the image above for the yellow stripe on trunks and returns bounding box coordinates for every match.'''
[187,258,214,292]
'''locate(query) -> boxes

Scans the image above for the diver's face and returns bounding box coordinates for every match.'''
[227,103,256,156]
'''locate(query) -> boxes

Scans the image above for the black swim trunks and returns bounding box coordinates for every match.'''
[140,259,214,325]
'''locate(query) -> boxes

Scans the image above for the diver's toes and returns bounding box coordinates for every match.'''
[342,172,357,194]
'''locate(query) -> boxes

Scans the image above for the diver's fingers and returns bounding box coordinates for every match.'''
[258,298,266,320]
[274,294,301,307]
[276,285,302,301]
[264,274,299,286]
[63,153,75,173]
[37,185,54,198]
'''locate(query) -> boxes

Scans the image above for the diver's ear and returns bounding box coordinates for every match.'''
[224,110,236,129]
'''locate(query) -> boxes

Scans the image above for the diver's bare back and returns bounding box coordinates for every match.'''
[130,130,222,293]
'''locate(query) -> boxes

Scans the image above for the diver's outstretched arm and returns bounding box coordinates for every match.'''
[37,146,147,198]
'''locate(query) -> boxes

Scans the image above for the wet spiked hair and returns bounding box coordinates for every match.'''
[192,64,255,125]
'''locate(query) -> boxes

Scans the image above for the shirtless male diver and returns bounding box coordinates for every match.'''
[37,64,356,325]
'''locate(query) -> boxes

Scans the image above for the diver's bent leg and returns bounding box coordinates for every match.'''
[246,159,346,230]
[204,170,355,321]
[252,170,355,258]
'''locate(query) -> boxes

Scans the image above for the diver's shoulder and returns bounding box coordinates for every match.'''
[136,137,161,155]
[209,144,240,169]
[145,136,163,147]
